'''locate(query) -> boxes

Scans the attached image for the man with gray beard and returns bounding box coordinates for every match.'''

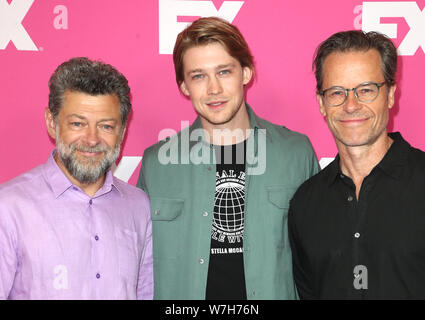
[0,57,153,299]
[55,123,121,186]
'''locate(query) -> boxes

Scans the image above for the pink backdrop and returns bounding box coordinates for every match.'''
[1,0,424,185]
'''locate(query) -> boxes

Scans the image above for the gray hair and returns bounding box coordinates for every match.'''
[48,57,131,127]
[313,30,397,92]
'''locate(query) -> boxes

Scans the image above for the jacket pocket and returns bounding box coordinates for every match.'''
[266,186,297,248]
[150,197,184,221]
[150,197,184,259]
[267,186,294,209]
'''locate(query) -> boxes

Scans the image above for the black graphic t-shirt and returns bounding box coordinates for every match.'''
[205,140,247,300]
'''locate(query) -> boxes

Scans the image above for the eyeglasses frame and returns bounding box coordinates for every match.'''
[319,81,386,107]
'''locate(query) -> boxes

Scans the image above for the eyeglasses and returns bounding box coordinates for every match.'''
[319,81,386,107]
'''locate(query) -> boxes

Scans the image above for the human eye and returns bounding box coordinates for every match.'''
[191,73,204,80]
[359,87,371,94]
[357,84,378,98]
[323,87,346,105]
[218,69,230,76]
[70,121,85,129]
[328,88,344,97]
[100,123,116,132]
[359,86,375,94]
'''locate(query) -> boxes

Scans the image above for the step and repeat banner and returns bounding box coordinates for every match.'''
[1,0,424,185]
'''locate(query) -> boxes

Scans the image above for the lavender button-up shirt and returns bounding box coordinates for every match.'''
[0,151,153,299]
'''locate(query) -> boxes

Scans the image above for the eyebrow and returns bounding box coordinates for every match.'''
[186,63,236,76]
[187,69,204,75]
[66,114,118,123]
[216,63,235,70]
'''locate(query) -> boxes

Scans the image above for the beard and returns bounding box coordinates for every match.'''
[56,133,121,185]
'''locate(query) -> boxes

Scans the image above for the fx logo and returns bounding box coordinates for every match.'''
[159,0,244,54]
[0,0,37,51]
[362,1,425,56]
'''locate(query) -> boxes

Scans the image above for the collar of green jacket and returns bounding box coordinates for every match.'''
[187,103,270,153]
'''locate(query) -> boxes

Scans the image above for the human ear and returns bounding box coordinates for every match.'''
[45,108,57,139]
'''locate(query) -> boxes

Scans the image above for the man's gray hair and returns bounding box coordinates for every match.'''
[48,57,132,127]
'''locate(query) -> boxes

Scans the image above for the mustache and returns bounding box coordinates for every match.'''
[336,112,371,121]
[70,143,110,153]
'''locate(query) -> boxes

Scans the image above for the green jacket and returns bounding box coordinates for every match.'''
[137,104,319,299]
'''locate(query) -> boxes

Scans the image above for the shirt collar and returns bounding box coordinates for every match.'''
[43,150,121,198]
[99,169,123,197]
[327,132,409,186]
[376,132,409,179]
[326,154,341,186]
[43,150,74,198]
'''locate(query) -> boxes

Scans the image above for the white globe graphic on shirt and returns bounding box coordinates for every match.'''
[213,181,245,232]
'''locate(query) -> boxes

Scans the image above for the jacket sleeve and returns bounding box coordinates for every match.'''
[304,135,320,179]
[310,153,320,178]
[136,150,150,194]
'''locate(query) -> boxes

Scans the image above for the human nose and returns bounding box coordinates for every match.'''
[83,125,101,146]
[207,76,223,95]
[342,89,362,113]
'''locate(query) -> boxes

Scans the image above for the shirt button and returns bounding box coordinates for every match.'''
[340,174,345,179]
[155,209,160,215]
[96,273,100,279]
[94,235,99,241]
[207,166,212,171]
[347,195,354,202]
[89,199,93,205]
[199,258,205,264]
[203,211,208,217]
[354,232,360,238]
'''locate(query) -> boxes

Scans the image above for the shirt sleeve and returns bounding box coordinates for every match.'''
[0,208,18,300]
[136,204,153,300]
[288,196,316,299]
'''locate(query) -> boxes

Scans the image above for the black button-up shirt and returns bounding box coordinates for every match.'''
[288,132,425,299]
